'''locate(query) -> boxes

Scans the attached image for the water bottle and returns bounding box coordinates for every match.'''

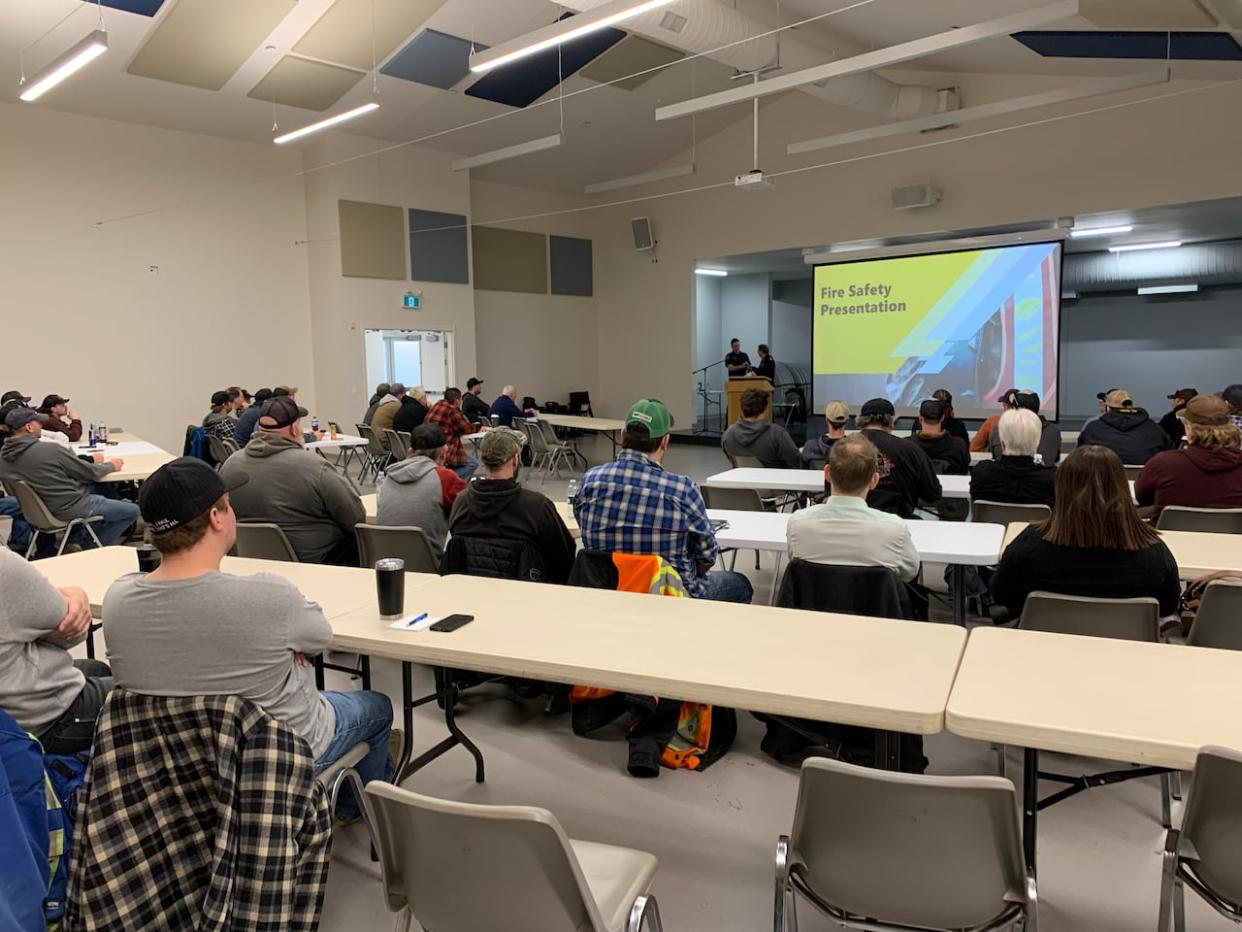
[566,478,580,505]
[99,422,108,443]
[311,415,320,433]
[88,423,96,446]
[376,469,386,490]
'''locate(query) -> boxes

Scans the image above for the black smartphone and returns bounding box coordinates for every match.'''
[430,613,475,633]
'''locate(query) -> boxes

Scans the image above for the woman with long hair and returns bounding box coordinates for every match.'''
[991,445,1180,619]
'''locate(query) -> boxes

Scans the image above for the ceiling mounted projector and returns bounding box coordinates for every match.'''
[735,170,775,192]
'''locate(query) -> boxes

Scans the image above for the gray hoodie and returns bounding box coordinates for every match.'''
[0,433,117,518]
[220,432,365,564]
[376,456,449,559]
[721,418,801,468]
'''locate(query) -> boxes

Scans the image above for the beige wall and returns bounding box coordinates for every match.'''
[0,102,315,453]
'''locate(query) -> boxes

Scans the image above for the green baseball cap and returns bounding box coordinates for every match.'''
[624,399,672,438]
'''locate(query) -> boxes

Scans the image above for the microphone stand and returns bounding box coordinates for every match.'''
[692,359,727,436]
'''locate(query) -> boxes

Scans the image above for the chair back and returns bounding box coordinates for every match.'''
[233,523,299,562]
[787,757,1027,930]
[804,457,826,473]
[1019,591,1160,641]
[725,451,764,469]
[7,479,66,532]
[1124,464,1144,481]
[206,433,232,467]
[518,418,550,455]
[1187,582,1242,650]
[1180,746,1242,906]
[355,524,438,573]
[535,418,562,447]
[358,424,387,458]
[1156,506,1242,534]
[972,500,1051,526]
[365,782,605,932]
[776,560,911,620]
[568,391,593,417]
[386,429,410,461]
[701,485,765,512]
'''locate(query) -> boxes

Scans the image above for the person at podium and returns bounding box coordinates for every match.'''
[752,344,776,382]
[725,338,751,378]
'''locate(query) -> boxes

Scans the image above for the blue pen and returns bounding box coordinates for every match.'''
[404,612,429,628]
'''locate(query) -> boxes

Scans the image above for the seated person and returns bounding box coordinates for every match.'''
[102,458,393,820]
[448,428,577,583]
[575,399,752,603]
[856,398,942,518]
[786,434,919,583]
[363,383,392,426]
[426,389,478,480]
[918,389,970,445]
[202,391,237,442]
[232,387,272,448]
[801,400,849,465]
[220,396,365,566]
[909,398,969,474]
[370,383,406,441]
[1159,388,1197,446]
[969,409,1057,508]
[991,445,1181,620]
[1078,389,1173,465]
[461,377,490,425]
[1136,394,1242,519]
[391,386,430,435]
[488,385,538,427]
[376,423,466,560]
[1224,383,1242,430]
[37,394,83,442]
[969,388,1015,455]
[0,406,137,547]
[721,388,800,468]
[0,549,110,752]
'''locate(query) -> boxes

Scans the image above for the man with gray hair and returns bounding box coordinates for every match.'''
[488,384,539,428]
[970,408,1056,507]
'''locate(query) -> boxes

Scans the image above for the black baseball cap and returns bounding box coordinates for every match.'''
[139,457,248,533]
[919,399,946,420]
[998,388,1019,406]
[258,395,308,429]
[1013,390,1041,414]
[1,390,30,405]
[467,377,484,389]
[210,390,230,406]
[860,398,896,418]
[409,423,447,451]
[4,406,49,430]
[39,394,69,409]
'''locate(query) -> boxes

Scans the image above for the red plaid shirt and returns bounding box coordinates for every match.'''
[426,400,472,466]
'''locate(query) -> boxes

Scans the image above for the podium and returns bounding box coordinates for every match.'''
[725,376,774,427]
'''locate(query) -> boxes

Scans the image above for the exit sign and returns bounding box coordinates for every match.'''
[403,293,421,310]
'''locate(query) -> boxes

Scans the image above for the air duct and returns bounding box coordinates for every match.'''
[556,0,946,120]
[1063,241,1242,293]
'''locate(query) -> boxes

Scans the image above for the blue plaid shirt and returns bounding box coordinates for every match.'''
[573,450,719,597]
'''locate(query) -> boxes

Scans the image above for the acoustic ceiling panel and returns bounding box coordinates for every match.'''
[294,0,450,73]
[472,227,547,294]
[409,209,470,284]
[1014,31,1242,60]
[579,35,683,91]
[465,16,626,108]
[248,56,364,111]
[89,0,165,15]
[339,200,407,280]
[549,236,593,297]
[127,0,295,90]
[382,29,484,90]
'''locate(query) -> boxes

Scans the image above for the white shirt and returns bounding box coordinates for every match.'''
[786,494,921,582]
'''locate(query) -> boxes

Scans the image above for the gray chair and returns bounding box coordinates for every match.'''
[972,500,1052,527]
[364,782,664,932]
[1186,581,1242,651]
[702,484,765,570]
[206,433,234,470]
[535,418,577,477]
[355,523,439,573]
[725,451,764,469]
[8,478,104,559]
[315,741,375,840]
[1159,746,1242,932]
[1156,506,1242,534]
[356,423,391,483]
[1124,464,1144,481]
[775,757,1035,932]
[233,523,298,562]
[386,429,411,462]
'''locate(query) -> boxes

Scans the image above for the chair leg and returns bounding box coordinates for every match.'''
[393,906,412,932]
[1173,875,1186,932]
[774,836,789,932]
[1159,831,1179,932]
[1160,771,1173,830]
[85,522,103,550]
[627,894,663,932]
[1172,770,1183,801]
[55,527,72,556]
[1023,869,1038,932]
[25,531,39,561]
[994,743,1007,778]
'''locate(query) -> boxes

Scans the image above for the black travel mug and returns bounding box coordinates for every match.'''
[375,558,406,617]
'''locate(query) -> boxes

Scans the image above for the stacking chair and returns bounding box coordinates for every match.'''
[971,500,1051,527]
[701,485,765,571]
[775,757,1035,932]
[1123,464,1145,481]
[725,451,764,469]
[568,390,595,418]
[1156,506,1242,534]
[1186,581,1242,650]
[315,741,375,842]
[364,782,664,932]
[206,434,233,470]
[355,524,439,573]
[9,478,104,559]
[534,418,576,479]
[356,424,391,483]
[385,429,411,462]
[1158,746,1242,932]
[233,523,298,562]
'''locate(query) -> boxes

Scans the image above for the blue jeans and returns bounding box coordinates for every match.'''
[452,453,479,480]
[0,496,33,554]
[698,570,754,604]
[77,495,141,546]
[316,690,395,821]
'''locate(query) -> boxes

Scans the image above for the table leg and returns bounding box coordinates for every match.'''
[951,564,967,626]
[395,661,414,784]
[875,730,902,771]
[1024,747,1039,876]
[768,552,784,606]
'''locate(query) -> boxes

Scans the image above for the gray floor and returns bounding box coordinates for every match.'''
[78,439,1231,931]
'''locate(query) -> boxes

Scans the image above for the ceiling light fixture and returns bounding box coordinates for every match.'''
[273,101,380,145]
[694,268,728,277]
[656,0,1078,122]
[469,0,676,74]
[19,29,108,102]
[1070,224,1135,238]
[585,163,696,194]
[1138,283,1199,295]
[1109,240,1183,253]
[451,134,563,171]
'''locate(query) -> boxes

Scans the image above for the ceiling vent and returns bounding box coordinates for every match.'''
[659,11,688,34]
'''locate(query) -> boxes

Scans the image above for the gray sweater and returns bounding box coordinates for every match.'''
[376,456,449,559]
[0,549,84,733]
[0,433,116,517]
[721,418,801,468]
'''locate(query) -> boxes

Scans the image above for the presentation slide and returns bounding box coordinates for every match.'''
[812,242,1062,420]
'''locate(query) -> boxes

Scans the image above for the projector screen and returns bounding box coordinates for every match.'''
[812,241,1063,420]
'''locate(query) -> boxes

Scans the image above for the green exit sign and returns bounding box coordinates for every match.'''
[403,293,421,310]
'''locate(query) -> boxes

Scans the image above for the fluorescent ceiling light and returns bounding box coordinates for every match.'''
[1138,283,1199,295]
[788,69,1166,156]
[695,268,728,277]
[470,0,676,74]
[273,101,379,145]
[656,0,1079,121]
[585,163,695,194]
[19,29,108,102]
[451,134,563,171]
[1070,224,1135,238]
[1109,240,1183,253]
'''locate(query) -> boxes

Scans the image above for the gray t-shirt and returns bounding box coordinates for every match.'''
[102,571,336,757]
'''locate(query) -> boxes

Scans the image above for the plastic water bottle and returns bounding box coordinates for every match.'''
[566,478,580,505]
[87,423,96,446]
[311,415,320,433]
[376,469,386,490]
[99,422,108,443]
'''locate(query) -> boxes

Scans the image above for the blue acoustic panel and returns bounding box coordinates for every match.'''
[1014,31,1242,61]
[86,0,165,14]
[409,208,470,284]
[549,235,593,297]
[382,29,486,90]
[465,15,625,108]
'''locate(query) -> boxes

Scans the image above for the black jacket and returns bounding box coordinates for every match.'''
[910,431,970,474]
[448,478,576,583]
[860,428,943,518]
[776,560,911,619]
[461,391,490,425]
[910,416,969,446]
[1078,410,1172,465]
[754,356,776,381]
[970,456,1057,508]
[1158,409,1186,446]
[391,397,428,435]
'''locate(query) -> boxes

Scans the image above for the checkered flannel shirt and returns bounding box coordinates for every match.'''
[66,689,332,932]
[426,400,473,466]
[573,449,719,598]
